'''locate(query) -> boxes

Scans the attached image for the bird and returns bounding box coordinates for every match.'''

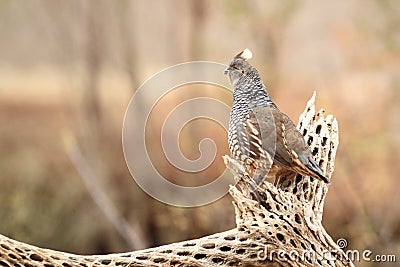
[224,48,330,185]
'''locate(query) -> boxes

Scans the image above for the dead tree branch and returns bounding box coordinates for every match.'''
[0,93,353,266]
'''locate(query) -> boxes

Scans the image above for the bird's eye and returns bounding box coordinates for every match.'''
[241,70,244,74]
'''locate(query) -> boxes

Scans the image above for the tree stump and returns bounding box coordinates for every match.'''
[0,92,353,266]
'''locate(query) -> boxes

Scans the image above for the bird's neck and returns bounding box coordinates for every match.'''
[232,76,275,114]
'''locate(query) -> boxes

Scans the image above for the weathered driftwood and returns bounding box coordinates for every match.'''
[0,92,353,266]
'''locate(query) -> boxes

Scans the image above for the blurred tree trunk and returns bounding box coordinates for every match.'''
[186,0,210,240]
[84,3,103,134]
[250,1,300,90]
[116,0,140,94]
[188,0,207,60]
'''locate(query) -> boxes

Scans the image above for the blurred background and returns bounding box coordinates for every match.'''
[0,0,399,265]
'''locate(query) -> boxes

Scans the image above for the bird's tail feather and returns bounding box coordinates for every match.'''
[307,160,330,184]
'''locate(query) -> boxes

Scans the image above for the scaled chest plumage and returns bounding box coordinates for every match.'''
[227,74,274,178]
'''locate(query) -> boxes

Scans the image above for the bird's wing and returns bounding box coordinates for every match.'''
[243,106,329,183]
[244,107,275,168]
[276,110,312,160]
[272,108,316,169]
[272,109,329,183]
[244,107,307,169]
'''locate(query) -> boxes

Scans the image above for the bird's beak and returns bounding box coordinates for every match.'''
[224,67,230,75]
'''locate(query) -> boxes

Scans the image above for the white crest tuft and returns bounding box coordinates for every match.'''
[240,48,252,60]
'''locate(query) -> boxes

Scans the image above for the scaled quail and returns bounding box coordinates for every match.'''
[224,48,330,185]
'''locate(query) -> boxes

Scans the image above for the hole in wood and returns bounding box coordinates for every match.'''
[220,246,231,252]
[316,124,322,134]
[295,174,302,183]
[293,187,298,194]
[235,249,246,254]
[7,254,16,259]
[153,258,167,263]
[177,251,190,256]
[212,257,223,263]
[276,233,285,242]
[322,137,327,146]
[194,254,207,260]
[201,243,216,249]
[295,213,301,224]
[307,136,313,146]
[29,253,43,261]
[182,243,196,247]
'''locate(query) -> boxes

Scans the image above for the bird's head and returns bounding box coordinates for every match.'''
[224,48,253,87]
